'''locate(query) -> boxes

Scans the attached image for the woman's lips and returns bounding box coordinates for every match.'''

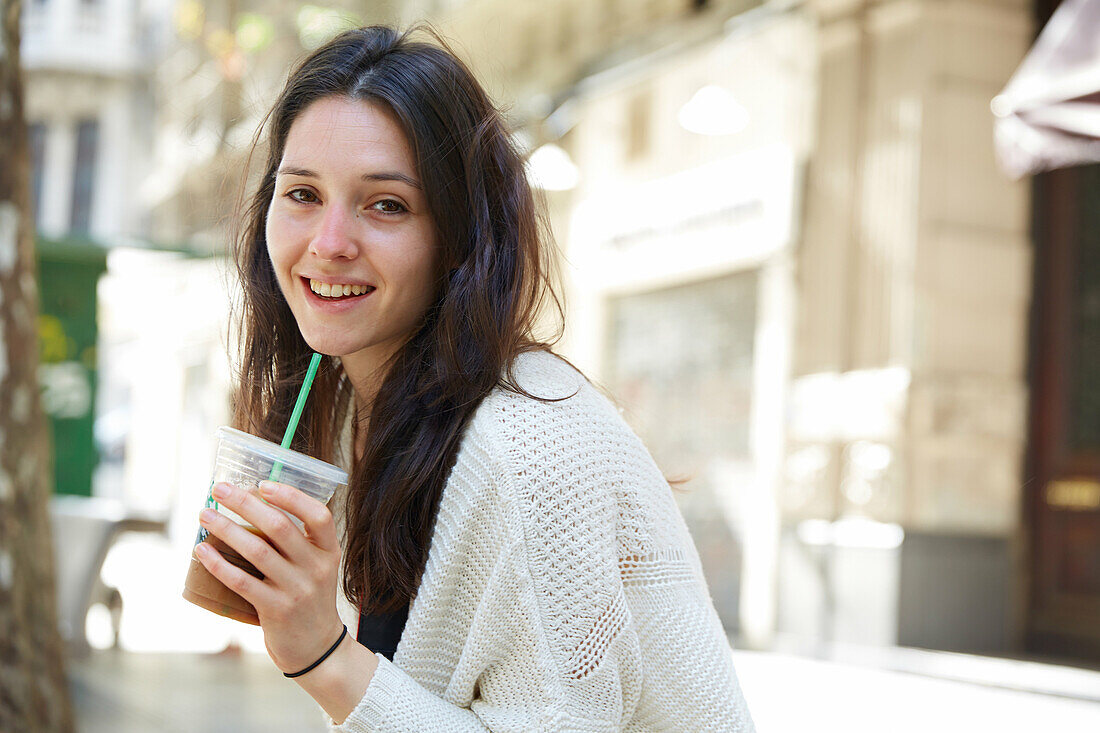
[300,277,373,312]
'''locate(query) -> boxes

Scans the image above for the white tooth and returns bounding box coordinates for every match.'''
[353,285,365,295]
[310,279,320,293]
[342,284,352,296]
[320,282,333,297]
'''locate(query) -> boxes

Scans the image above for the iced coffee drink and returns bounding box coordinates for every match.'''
[182,427,347,624]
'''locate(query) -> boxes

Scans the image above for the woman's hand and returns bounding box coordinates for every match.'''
[194,480,346,675]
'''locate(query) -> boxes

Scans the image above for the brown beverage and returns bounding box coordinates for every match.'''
[182,426,347,624]
[182,525,266,625]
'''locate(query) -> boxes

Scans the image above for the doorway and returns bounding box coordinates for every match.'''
[1026,162,1100,662]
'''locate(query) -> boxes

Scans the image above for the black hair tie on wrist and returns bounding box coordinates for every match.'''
[284,624,348,679]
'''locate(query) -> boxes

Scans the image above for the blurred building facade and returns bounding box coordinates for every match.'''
[419,0,1100,665]
[23,0,166,241]
[23,0,1098,663]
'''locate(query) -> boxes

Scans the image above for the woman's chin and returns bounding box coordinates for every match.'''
[299,333,360,358]
[297,327,402,364]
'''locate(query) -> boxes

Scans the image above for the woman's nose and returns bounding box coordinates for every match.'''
[308,204,359,261]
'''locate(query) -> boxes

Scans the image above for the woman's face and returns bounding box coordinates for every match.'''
[266,96,440,364]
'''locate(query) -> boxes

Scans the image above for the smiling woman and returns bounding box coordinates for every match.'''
[199,24,755,733]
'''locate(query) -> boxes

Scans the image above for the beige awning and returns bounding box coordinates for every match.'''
[993,0,1100,178]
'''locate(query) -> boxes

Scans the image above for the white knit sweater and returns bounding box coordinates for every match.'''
[325,350,754,732]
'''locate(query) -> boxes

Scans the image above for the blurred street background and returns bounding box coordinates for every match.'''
[10,0,1100,730]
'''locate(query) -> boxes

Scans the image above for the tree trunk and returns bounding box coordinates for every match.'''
[0,0,76,730]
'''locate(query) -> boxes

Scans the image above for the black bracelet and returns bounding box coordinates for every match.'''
[284,624,348,679]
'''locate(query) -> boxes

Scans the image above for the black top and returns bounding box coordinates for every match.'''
[356,603,409,661]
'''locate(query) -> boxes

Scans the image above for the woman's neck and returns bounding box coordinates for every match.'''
[340,352,386,465]
[352,409,369,464]
[341,351,384,403]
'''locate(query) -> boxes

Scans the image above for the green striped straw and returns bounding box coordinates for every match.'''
[268,352,323,483]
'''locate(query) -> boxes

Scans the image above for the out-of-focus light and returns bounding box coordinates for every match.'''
[849,441,892,473]
[787,444,830,483]
[85,603,116,651]
[218,49,247,81]
[205,27,235,59]
[789,367,911,442]
[527,144,579,191]
[174,0,204,41]
[297,6,359,50]
[797,517,905,549]
[796,518,834,547]
[236,13,275,54]
[678,85,749,136]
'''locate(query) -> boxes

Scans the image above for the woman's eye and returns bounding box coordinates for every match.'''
[371,199,407,214]
[287,189,318,204]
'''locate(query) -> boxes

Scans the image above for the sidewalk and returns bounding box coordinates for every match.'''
[69,649,327,733]
[732,647,1100,733]
[69,645,1100,732]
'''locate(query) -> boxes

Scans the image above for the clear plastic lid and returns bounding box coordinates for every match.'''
[214,426,348,487]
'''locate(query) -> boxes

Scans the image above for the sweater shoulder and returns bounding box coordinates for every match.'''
[471,349,620,440]
[502,348,590,403]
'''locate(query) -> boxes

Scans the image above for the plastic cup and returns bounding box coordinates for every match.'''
[182,426,348,624]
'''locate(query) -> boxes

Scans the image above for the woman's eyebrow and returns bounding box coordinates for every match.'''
[362,171,421,189]
[276,166,421,189]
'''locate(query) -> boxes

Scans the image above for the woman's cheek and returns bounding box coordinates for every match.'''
[266,212,303,266]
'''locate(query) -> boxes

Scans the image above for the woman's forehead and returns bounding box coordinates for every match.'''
[282,96,415,176]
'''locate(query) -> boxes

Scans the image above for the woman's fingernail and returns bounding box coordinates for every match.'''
[212,483,230,501]
[200,508,217,524]
[195,543,212,559]
[259,481,276,497]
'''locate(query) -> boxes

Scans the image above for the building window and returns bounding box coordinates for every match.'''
[29,122,46,228]
[605,270,758,464]
[70,119,99,234]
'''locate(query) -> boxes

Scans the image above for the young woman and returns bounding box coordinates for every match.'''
[192,25,754,732]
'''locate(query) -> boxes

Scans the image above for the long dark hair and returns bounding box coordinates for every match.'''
[232,25,565,613]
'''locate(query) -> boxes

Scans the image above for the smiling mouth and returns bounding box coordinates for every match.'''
[303,277,375,301]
